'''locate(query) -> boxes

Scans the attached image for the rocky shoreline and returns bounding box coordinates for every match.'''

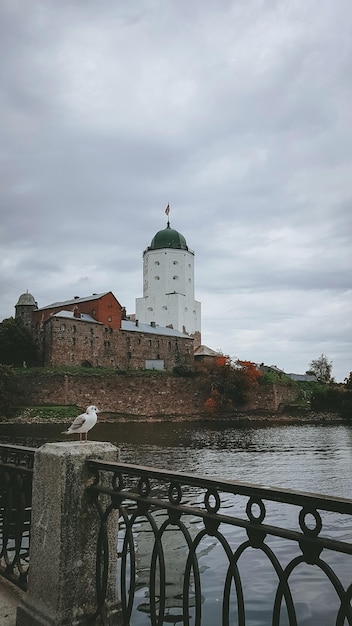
[0,409,346,426]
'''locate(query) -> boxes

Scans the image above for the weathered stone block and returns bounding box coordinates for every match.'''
[16,441,121,626]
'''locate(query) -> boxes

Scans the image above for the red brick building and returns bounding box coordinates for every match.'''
[32,292,124,331]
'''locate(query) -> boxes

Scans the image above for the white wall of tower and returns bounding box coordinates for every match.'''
[136,247,201,336]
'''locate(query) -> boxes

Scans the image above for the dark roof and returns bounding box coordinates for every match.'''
[38,292,110,311]
[121,320,192,338]
[50,311,102,324]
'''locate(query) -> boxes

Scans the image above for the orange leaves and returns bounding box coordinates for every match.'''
[236,360,262,384]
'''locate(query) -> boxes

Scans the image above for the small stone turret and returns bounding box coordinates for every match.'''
[15,291,38,329]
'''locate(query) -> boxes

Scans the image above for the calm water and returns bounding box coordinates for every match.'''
[2,420,351,497]
[1,420,352,625]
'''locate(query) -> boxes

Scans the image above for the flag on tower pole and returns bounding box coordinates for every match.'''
[165,204,170,216]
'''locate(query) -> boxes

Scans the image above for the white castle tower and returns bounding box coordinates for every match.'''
[135,209,201,347]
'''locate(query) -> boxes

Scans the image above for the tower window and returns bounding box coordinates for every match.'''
[154,276,160,280]
[154,261,160,265]
[173,275,179,280]
[148,307,153,311]
[173,261,178,265]
[107,316,112,322]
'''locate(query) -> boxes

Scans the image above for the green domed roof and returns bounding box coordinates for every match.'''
[149,224,188,251]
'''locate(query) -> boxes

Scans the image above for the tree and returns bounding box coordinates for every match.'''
[308,354,333,384]
[203,356,262,414]
[0,317,39,367]
[0,365,19,416]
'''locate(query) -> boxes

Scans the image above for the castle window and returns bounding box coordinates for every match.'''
[148,307,153,311]
[154,261,160,265]
[104,340,110,347]
[72,337,76,346]
[173,275,178,280]
[168,341,171,350]
[90,328,94,335]
[72,326,76,333]
[90,340,94,348]
[162,306,167,310]
[154,276,160,280]
[137,338,141,344]
[107,316,112,322]
[60,324,66,331]
[149,339,152,347]
[173,260,178,265]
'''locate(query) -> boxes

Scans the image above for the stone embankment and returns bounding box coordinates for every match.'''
[0,372,344,425]
[0,408,344,425]
[12,372,301,417]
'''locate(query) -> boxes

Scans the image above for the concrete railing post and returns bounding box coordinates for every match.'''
[16,441,121,626]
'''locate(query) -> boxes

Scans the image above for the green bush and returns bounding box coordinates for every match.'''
[340,392,352,419]
[0,365,20,417]
[173,364,194,377]
[310,388,352,416]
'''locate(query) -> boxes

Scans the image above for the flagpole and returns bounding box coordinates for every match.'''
[165,203,170,227]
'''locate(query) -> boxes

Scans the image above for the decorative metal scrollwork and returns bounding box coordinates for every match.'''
[87,460,352,626]
[0,444,35,591]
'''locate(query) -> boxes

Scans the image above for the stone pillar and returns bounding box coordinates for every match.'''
[16,442,121,626]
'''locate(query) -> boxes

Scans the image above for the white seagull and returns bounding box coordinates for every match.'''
[62,405,100,442]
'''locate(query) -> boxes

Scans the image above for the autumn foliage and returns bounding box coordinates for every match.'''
[203,356,262,415]
[236,360,262,384]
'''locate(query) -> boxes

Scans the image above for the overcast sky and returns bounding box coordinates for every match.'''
[1,1,351,381]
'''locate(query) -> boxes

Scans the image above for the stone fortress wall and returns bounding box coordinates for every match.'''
[16,373,300,418]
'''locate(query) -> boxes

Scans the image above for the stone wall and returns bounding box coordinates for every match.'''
[16,373,300,417]
[43,317,193,371]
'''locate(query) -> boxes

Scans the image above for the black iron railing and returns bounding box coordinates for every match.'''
[87,460,352,626]
[0,444,35,590]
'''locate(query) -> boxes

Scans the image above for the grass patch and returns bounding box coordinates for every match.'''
[13,366,170,378]
[15,405,78,420]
